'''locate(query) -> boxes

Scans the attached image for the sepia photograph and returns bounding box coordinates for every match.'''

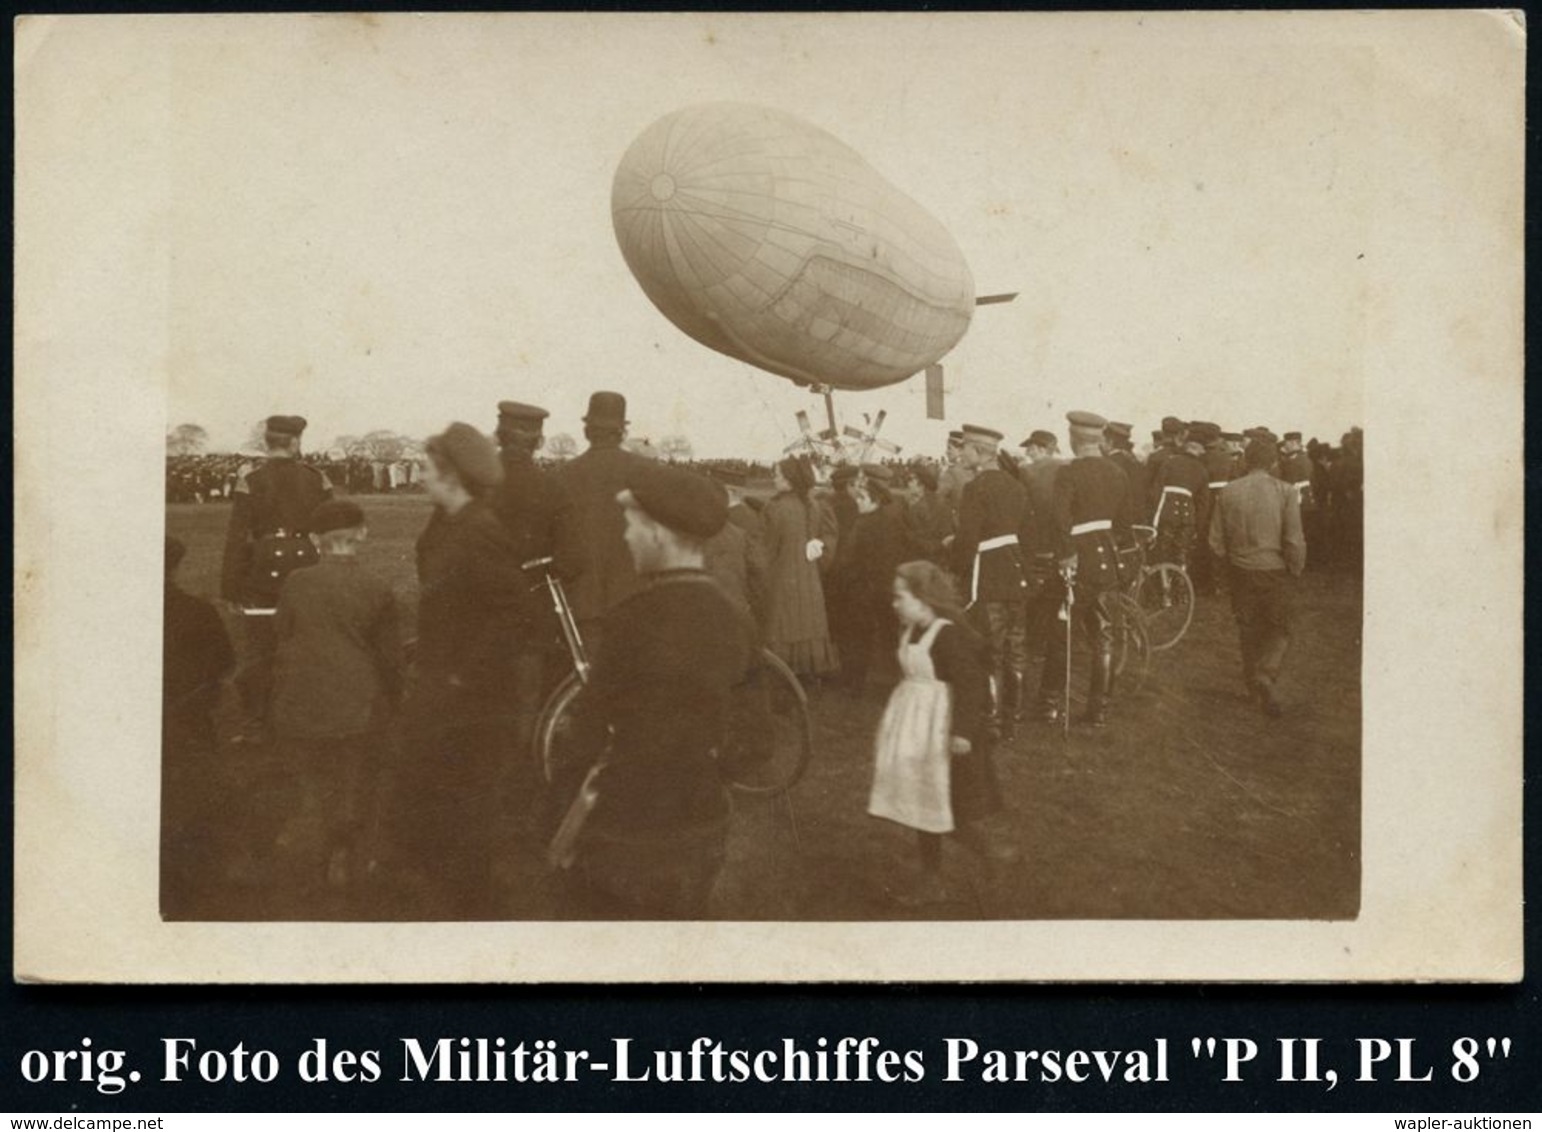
[14,11,1522,981]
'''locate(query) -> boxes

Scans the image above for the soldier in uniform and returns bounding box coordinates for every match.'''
[1187,421,1231,597]
[1043,411,1135,728]
[1144,417,1186,512]
[1104,421,1148,517]
[561,462,754,919]
[220,414,332,742]
[556,391,649,658]
[490,400,587,813]
[1149,431,1210,570]
[951,424,1037,739]
[938,429,976,518]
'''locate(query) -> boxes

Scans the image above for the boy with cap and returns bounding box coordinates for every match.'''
[952,424,1038,739]
[270,499,404,889]
[560,461,754,919]
[221,414,333,742]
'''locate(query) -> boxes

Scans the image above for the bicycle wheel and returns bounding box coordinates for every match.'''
[1113,593,1151,693]
[534,670,589,787]
[714,647,814,796]
[1137,562,1195,652]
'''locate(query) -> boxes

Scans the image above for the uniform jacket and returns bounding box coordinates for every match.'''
[1152,451,1210,525]
[271,557,403,740]
[953,466,1037,603]
[1017,458,1065,558]
[583,569,754,835]
[1052,455,1134,589]
[220,456,332,604]
[491,447,588,636]
[1109,449,1148,518]
[556,441,650,624]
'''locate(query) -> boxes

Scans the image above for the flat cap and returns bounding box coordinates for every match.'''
[1161,416,1185,433]
[1283,431,1303,442]
[497,401,549,423]
[310,499,366,534]
[1020,429,1058,450]
[619,462,728,539]
[960,423,1004,445]
[265,415,308,436]
[427,422,504,490]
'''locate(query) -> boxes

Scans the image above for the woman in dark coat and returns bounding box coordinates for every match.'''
[391,422,528,918]
[761,456,838,678]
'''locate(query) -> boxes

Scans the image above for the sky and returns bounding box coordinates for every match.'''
[161,13,1371,458]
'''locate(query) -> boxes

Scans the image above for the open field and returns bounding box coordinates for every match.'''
[164,495,1360,921]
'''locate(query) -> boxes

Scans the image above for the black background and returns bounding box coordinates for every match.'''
[5,1,1539,1115]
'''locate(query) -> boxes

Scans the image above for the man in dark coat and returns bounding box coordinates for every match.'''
[1042,411,1135,727]
[490,400,587,803]
[952,424,1038,738]
[1104,421,1148,515]
[555,391,649,658]
[220,414,332,741]
[1149,434,1210,570]
[561,461,754,919]
[847,466,914,691]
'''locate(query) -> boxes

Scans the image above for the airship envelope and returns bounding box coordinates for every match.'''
[611,102,975,392]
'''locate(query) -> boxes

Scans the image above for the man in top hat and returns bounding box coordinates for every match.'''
[1042,410,1135,727]
[490,400,587,803]
[1104,421,1148,513]
[561,461,754,919]
[557,391,650,657]
[1209,438,1306,717]
[952,423,1038,738]
[938,428,976,518]
[220,414,333,741]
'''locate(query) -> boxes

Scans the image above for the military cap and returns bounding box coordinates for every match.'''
[1067,410,1108,447]
[861,462,893,483]
[582,391,628,427]
[497,401,549,423]
[426,422,504,490]
[1161,416,1185,434]
[1020,429,1057,450]
[947,429,965,443]
[1106,421,1133,438]
[265,415,308,436]
[618,462,728,540]
[309,499,366,534]
[1189,422,1221,443]
[830,464,859,486]
[1222,431,1246,444]
[1283,431,1303,443]
[960,424,1004,446]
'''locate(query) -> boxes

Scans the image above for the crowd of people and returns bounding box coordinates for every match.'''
[162,397,1363,916]
[165,452,425,502]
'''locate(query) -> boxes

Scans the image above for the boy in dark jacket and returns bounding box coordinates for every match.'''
[271,499,403,889]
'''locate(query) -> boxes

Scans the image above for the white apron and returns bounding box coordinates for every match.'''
[868,618,954,833]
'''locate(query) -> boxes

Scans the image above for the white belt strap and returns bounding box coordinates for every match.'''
[1070,519,1112,537]
[1208,481,1230,491]
[1162,485,1192,497]
[968,534,1020,606]
[1152,483,1191,529]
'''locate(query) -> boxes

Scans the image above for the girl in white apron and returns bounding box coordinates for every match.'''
[869,561,1006,903]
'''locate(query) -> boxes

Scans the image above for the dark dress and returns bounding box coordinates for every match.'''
[392,498,529,917]
[926,620,1001,823]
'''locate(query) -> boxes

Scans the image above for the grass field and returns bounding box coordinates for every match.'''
[165,494,1360,922]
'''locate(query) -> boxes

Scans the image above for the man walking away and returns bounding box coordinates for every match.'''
[1208,438,1307,717]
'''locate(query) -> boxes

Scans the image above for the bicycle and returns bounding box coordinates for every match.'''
[525,557,814,797]
[1122,524,1195,652]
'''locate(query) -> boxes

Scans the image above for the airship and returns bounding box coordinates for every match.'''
[611,102,977,393]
